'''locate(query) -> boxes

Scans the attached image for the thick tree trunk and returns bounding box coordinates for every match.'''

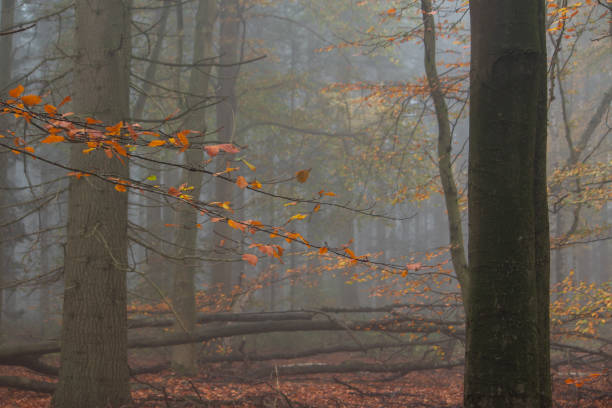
[466,1,550,407]
[52,1,132,407]
[171,0,216,376]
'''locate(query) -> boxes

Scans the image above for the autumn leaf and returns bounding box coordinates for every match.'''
[319,247,328,255]
[242,253,258,266]
[24,146,35,155]
[242,159,256,171]
[148,139,166,147]
[314,204,321,212]
[228,219,246,232]
[250,180,262,189]
[9,85,24,98]
[44,104,58,115]
[41,134,65,144]
[236,176,248,189]
[21,94,42,106]
[86,117,103,125]
[284,202,298,207]
[168,187,180,197]
[295,168,311,183]
[176,130,191,149]
[115,184,127,192]
[58,95,71,107]
[406,262,422,271]
[387,7,397,16]
[204,143,240,157]
[289,213,308,221]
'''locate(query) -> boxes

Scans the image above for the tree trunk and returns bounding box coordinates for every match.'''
[466,1,550,407]
[420,0,469,305]
[0,0,15,342]
[171,0,217,377]
[53,1,131,407]
[211,0,241,297]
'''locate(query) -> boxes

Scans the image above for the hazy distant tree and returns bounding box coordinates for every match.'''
[0,0,15,339]
[171,0,217,376]
[466,1,550,407]
[211,0,242,296]
[53,0,132,406]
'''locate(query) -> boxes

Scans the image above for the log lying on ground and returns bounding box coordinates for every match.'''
[0,376,56,393]
[0,316,461,364]
[250,360,464,378]
[128,311,316,329]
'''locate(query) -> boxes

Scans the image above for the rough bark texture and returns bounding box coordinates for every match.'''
[171,0,216,376]
[466,1,550,407]
[420,0,469,304]
[211,0,241,295]
[0,0,15,341]
[52,1,131,407]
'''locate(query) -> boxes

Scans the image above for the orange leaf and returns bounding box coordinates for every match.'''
[314,204,321,212]
[250,180,262,189]
[387,7,397,16]
[228,219,246,232]
[86,117,103,125]
[211,217,225,223]
[24,146,35,155]
[242,253,258,266]
[44,104,58,115]
[176,130,190,148]
[319,247,328,255]
[148,139,167,147]
[115,184,127,192]
[41,134,65,144]
[344,248,357,259]
[204,143,240,157]
[168,187,180,197]
[22,94,42,106]
[236,176,248,189]
[58,95,71,107]
[295,168,310,183]
[9,85,24,98]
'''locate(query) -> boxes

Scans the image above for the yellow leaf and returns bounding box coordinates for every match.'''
[242,159,256,171]
[41,134,65,144]
[284,202,298,207]
[21,94,42,106]
[295,168,310,183]
[82,147,96,154]
[250,180,262,189]
[289,213,308,221]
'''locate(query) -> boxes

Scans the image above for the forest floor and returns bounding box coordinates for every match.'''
[0,364,610,407]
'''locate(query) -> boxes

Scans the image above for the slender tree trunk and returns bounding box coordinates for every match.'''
[466,1,550,407]
[53,1,131,407]
[211,0,241,296]
[171,0,216,376]
[421,0,469,306]
[0,0,15,341]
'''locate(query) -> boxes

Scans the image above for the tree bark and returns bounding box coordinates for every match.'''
[420,0,469,305]
[171,0,217,376]
[52,1,132,407]
[466,1,550,407]
[211,0,241,296]
[0,0,15,342]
